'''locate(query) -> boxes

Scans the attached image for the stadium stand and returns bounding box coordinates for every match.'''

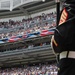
[0,0,58,75]
[0,12,56,43]
[0,63,57,75]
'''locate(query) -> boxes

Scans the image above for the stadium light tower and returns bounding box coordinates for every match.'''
[55,0,60,26]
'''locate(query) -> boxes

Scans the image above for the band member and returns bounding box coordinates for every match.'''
[51,0,75,75]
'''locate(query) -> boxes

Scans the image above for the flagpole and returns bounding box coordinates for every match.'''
[54,0,60,63]
[55,0,60,26]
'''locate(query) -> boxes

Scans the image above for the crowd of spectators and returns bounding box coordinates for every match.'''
[0,12,56,40]
[0,12,56,29]
[0,63,57,75]
[0,12,56,52]
[0,12,57,75]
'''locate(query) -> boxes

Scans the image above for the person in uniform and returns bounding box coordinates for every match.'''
[51,0,75,75]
